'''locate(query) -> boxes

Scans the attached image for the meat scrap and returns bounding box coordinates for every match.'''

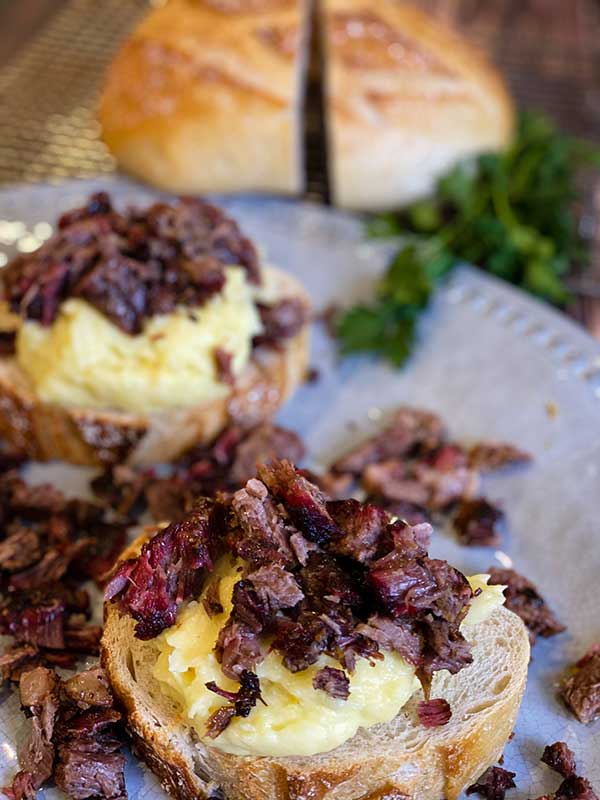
[560,644,600,724]
[539,742,598,800]
[417,698,452,727]
[487,568,565,645]
[91,422,305,526]
[205,669,265,737]
[466,766,516,800]
[453,499,504,546]
[329,407,531,549]
[312,666,350,700]
[2,665,126,800]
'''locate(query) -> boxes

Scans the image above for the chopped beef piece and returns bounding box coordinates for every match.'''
[0,592,66,649]
[418,619,473,689]
[54,751,126,800]
[0,527,41,571]
[381,520,431,560]
[327,499,389,563]
[255,298,307,345]
[312,666,350,700]
[246,564,304,613]
[289,531,318,566]
[362,461,430,506]
[466,767,517,800]
[230,424,304,485]
[369,551,472,623]
[272,612,332,672]
[90,465,148,520]
[3,667,60,800]
[554,776,598,800]
[105,500,218,639]
[203,579,224,618]
[205,670,264,738]
[427,444,468,471]
[258,460,341,545]
[0,645,39,683]
[417,698,452,727]
[561,645,600,724]
[468,442,532,472]
[9,539,94,591]
[412,462,480,509]
[356,615,422,666]
[205,706,236,739]
[487,568,565,644]
[215,621,262,679]
[2,194,260,334]
[453,499,504,546]
[63,667,113,710]
[231,479,294,566]
[300,552,362,610]
[332,407,444,475]
[542,743,577,778]
[63,624,102,656]
[214,348,234,386]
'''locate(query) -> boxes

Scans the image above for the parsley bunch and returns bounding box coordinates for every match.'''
[337,111,600,367]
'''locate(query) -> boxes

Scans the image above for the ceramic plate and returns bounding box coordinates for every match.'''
[0,178,598,797]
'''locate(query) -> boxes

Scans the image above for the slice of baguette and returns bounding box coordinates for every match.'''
[0,268,309,467]
[102,532,530,800]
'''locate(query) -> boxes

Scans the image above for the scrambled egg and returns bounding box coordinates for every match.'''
[16,267,262,414]
[153,561,505,758]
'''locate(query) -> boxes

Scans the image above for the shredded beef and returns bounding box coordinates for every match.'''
[214,348,234,386]
[106,500,217,639]
[203,579,224,618]
[468,442,532,472]
[215,621,262,680]
[554,776,598,800]
[230,424,304,486]
[327,499,388,563]
[362,461,430,507]
[258,460,341,545]
[561,645,600,724]
[332,407,445,475]
[2,193,259,336]
[289,531,318,566]
[255,299,307,346]
[205,670,264,737]
[230,479,294,565]
[466,767,516,800]
[453,499,504,546]
[542,743,577,778]
[417,698,452,727]
[487,567,565,644]
[356,615,422,665]
[54,751,126,800]
[312,666,350,699]
[63,667,113,710]
[245,564,304,614]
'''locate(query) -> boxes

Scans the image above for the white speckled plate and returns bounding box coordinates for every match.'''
[0,178,599,798]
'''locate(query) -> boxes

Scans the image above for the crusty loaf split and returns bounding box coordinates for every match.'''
[321,0,515,210]
[0,269,310,467]
[99,0,310,196]
[102,532,530,800]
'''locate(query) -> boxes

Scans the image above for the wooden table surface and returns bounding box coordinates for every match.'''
[1,0,599,341]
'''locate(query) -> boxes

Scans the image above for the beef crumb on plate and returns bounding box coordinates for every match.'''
[561,644,600,725]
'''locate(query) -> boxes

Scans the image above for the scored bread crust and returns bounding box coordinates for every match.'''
[321,0,515,211]
[98,0,310,196]
[0,269,310,467]
[102,531,530,800]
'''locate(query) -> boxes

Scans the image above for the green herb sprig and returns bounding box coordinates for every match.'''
[337,111,600,367]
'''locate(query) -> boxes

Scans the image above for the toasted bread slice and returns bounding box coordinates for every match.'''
[102,531,530,800]
[0,269,309,467]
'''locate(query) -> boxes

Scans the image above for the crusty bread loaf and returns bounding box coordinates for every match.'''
[102,531,530,800]
[321,0,515,210]
[0,268,310,467]
[99,0,310,196]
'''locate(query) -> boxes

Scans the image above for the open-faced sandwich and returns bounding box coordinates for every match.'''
[102,460,530,800]
[0,194,310,466]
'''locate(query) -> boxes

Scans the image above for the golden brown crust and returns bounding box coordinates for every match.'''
[321,0,515,210]
[0,269,310,466]
[99,0,309,195]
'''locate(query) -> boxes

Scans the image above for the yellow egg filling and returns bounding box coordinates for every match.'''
[153,560,505,758]
[16,266,263,414]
